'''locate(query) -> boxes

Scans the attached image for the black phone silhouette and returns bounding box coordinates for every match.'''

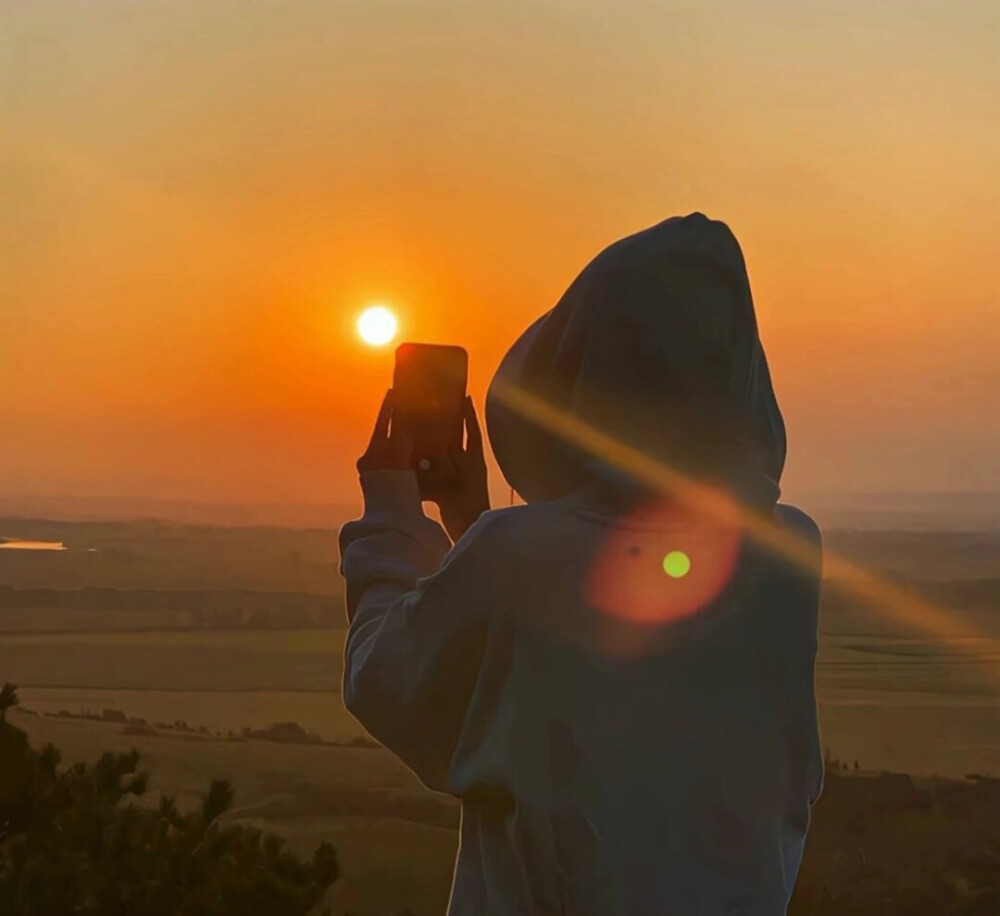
[392,343,468,495]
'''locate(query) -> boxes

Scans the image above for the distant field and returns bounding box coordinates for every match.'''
[0,606,192,632]
[16,687,367,743]
[3,627,345,650]
[0,588,343,632]
[2,515,996,590]
[0,620,362,740]
[0,517,345,591]
[4,618,1000,776]
[0,627,344,692]
[822,529,1000,581]
[1,518,998,777]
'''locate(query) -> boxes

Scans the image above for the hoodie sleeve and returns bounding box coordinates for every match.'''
[338,469,491,791]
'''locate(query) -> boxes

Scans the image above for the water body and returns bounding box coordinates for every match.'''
[0,539,68,550]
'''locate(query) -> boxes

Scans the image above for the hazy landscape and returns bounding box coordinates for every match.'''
[2,505,999,913]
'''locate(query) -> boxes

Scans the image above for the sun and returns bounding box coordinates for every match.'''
[357,305,398,347]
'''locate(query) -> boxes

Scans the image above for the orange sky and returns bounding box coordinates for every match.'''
[3,0,999,509]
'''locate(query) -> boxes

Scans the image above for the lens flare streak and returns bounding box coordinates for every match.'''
[494,382,992,671]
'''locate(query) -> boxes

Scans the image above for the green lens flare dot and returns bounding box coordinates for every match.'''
[663,550,692,578]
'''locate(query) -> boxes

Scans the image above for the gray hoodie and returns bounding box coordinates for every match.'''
[340,214,823,916]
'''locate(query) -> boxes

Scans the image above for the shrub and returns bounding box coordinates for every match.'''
[0,685,338,915]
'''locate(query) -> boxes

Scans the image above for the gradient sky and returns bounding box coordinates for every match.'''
[3,0,998,508]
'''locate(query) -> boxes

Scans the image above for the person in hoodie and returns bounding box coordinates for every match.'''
[339,213,824,916]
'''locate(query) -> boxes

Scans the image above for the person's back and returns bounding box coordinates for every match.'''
[340,213,824,915]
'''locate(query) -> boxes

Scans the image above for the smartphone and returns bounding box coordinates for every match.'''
[392,343,469,494]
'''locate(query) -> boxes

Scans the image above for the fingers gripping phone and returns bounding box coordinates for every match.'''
[392,343,468,495]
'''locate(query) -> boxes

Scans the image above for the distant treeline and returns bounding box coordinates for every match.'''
[0,587,343,627]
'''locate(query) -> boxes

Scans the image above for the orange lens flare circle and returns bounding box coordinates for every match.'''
[585,501,741,628]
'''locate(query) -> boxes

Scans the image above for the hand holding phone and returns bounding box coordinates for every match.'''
[391,343,468,493]
[357,343,490,541]
[434,394,490,540]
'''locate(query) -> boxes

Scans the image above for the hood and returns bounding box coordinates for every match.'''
[485,213,786,508]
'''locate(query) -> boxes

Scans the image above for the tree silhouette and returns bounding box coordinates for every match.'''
[0,711,338,915]
[0,684,18,722]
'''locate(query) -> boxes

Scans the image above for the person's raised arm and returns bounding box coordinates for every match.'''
[338,392,493,790]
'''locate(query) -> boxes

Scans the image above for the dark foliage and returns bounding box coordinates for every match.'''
[788,767,1000,915]
[0,685,338,915]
